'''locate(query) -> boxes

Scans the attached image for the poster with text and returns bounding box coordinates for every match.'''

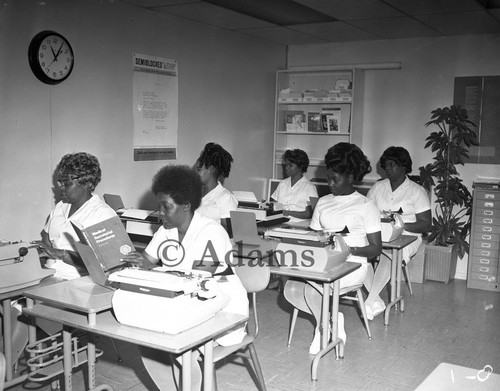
[133,53,178,158]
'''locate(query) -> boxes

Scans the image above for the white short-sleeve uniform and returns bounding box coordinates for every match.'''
[197,182,238,221]
[271,176,318,211]
[367,177,431,261]
[310,192,381,287]
[43,194,117,279]
[145,212,248,346]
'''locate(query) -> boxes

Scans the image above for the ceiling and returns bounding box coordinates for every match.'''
[119,0,500,46]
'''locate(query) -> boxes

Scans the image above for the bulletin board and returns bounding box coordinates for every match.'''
[453,76,500,164]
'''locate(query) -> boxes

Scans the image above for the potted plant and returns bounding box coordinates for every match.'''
[419,105,479,283]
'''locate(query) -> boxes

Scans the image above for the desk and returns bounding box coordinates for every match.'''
[23,277,247,391]
[1,274,57,389]
[382,235,417,326]
[414,362,500,390]
[270,262,361,381]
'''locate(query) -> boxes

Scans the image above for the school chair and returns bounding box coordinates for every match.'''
[209,258,269,391]
[284,281,372,348]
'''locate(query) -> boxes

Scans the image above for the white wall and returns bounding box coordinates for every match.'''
[288,35,500,279]
[0,0,286,240]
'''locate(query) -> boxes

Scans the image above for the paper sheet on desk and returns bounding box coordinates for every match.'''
[233,191,259,203]
[120,208,154,220]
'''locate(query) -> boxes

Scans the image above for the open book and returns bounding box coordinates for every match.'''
[71,215,136,272]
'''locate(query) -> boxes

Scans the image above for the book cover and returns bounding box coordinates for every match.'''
[321,108,341,132]
[72,215,135,271]
[307,112,321,132]
[285,110,305,132]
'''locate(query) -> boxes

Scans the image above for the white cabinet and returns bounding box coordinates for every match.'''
[273,67,364,181]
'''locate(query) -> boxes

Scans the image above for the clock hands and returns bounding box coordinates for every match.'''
[45,42,65,71]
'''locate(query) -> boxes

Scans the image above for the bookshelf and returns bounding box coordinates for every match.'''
[273,67,364,180]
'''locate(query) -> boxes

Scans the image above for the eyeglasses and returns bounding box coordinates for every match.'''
[57,176,80,188]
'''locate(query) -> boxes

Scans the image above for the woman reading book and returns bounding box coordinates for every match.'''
[34,152,116,280]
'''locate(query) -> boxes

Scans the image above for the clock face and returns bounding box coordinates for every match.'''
[29,31,74,85]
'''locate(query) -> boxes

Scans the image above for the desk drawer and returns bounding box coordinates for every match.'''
[473,232,500,242]
[475,208,500,218]
[475,200,500,209]
[474,224,500,234]
[474,215,500,226]
[468,278,500,292]
[470,272,497,283]
[470,256,499,267]
[475,191,500,201]
[471,248,499,258]
[470,263,498,275]
[472,240,500,251]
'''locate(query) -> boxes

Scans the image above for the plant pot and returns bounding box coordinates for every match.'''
[424,244,458,284]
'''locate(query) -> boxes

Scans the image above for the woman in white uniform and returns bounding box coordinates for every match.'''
[36,152,116,280]
[194,142,238,224]
[124,165,248,391]
[364,146,431,319]
[284,143,382,355]
[271,149,318,219]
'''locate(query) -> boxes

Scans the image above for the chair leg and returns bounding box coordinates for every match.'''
[403,261,414,297]
[248,343,267,391]
[109,337,122,362]
[355,289,372,339]
[287,308,299,347]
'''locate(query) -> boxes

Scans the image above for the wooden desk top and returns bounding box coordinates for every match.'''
[270,261,361,283]
[24,304,247,355]
[382,234,417,249]
[415,362,500,391]
[22,276,113,314]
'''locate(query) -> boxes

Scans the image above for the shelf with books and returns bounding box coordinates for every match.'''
[273,67,364,179]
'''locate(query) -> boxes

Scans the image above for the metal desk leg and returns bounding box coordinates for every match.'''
[384,248,404,325]
[181,349,192,391]
[311,280,342,381]
[2,298,13,382]
[203,342,213,391]
[63,326,73,391]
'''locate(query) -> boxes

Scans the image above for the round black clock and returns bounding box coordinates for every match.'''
[28,31,74,85]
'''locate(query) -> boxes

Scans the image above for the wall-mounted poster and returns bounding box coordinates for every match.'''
[133,53,178,161]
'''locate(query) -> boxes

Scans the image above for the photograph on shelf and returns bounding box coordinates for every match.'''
[285,110,306,132]
[307,112,321,132]
[327,110,341,133]
[320,108,341,133]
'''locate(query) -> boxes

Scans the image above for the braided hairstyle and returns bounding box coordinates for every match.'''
[195,142,233,178]
[324,142,372,182]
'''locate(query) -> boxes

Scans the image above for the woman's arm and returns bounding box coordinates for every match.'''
[283,205,313,219]
[404,209,432,234]
[38,230,85,268]
[348,231,382,259]
[121,251,159,270]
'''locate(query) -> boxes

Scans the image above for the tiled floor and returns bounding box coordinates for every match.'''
[6,279,500,390]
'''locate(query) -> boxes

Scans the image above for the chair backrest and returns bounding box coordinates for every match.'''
[233,257,270,338]
[233,258,270,294]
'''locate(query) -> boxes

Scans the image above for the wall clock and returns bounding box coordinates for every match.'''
[28,30,74,85]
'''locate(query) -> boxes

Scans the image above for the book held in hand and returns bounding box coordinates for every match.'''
[71,216,136,271]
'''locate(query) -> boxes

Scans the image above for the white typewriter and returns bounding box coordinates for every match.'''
[108,268,229,334]
[274,234,350,272]
[0,242,55,294]
[380,211,404,242]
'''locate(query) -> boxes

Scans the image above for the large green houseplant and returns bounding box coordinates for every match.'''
[419,105,479,280]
